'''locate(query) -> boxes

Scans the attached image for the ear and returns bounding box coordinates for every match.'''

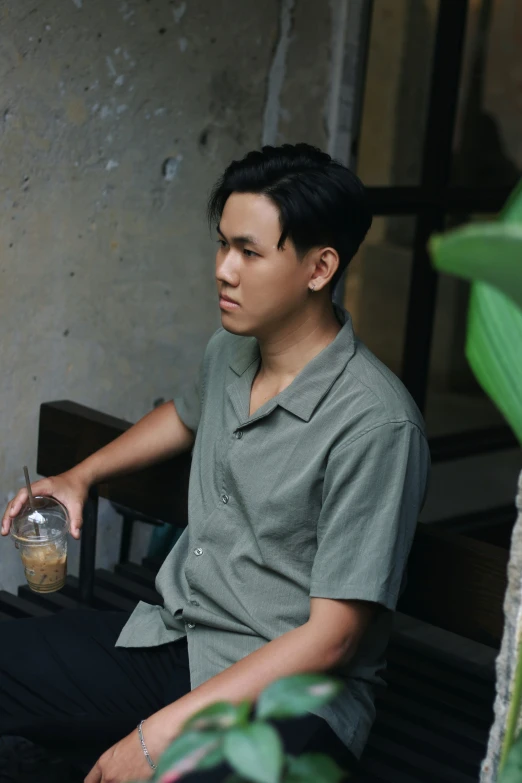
[308,247,340,292]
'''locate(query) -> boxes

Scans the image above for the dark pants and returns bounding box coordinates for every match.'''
[0,610,359,781]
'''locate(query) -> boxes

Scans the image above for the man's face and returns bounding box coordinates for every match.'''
[215,192,311,337]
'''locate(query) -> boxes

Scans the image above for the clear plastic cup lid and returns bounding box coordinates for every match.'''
[11,496,69,544]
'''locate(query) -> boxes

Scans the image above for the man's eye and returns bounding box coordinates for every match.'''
[243,249,258,258]
[217,239,227,249]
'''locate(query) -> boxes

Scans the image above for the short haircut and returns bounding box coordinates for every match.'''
[208,142,373,291]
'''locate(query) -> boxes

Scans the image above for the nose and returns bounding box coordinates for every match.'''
[216,248,240,287]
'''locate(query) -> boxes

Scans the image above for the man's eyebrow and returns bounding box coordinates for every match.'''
[216,224,261,246]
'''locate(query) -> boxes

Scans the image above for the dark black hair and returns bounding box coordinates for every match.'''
[208,142,372,291]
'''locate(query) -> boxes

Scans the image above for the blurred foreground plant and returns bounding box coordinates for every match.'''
[430,180,522,779]
[135,674,348,783]
[430,179,522,443]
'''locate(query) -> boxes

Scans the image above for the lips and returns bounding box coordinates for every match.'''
[220,293,240,305]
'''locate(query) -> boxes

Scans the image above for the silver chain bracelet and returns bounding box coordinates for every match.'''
[137,720,157,771]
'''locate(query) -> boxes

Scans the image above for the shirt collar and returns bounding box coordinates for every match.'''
[228,306,356,422]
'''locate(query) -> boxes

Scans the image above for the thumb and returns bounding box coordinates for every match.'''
[68,504,84,540]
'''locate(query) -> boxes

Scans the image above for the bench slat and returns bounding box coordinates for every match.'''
[0,590,52,618]
[94,569,161,605]
[398,524,507,645]
[115,562,157,587]
[364,733,477,783]
[62,576,137,612]
[373,706,480,769]
[18,586,86,613]
[379,689,489,747]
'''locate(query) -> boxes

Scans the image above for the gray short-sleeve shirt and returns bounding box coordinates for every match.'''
[116,307,430,758]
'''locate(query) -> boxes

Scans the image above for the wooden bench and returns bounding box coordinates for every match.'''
[0,400,511,782]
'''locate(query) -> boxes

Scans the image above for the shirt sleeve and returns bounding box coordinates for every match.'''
[172,328,223,434]
[173,370,203,434]
[310,420,430,611]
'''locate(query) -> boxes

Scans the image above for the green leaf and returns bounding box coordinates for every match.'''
[155,730,224,782]
[284,753,348,782]
[465,282,522,445]
[182,700,252,732]
[501,178,522,224]
[429,178,522,447]
[256,675,343,720]
[223,721,284,783]
[430,223,522,309]
[499,732,522,782]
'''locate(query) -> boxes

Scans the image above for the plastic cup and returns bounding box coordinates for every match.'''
[11,497,69,593]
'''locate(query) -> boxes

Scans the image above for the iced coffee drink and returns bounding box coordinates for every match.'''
[11,497,69,594]
[20,540,67,592]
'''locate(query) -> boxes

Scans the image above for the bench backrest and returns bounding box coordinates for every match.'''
[37,400,508,647]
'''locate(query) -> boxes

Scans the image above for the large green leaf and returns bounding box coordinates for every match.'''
[501,178,522,224]
[223,721,284,783]
[465,282,522,444]
[284,753,347,782]
[429,223,522,310]
[182,700,251,732]
[256,675,343,721]
[429,178,522,447]
[499,732,522,782]
[155,730,224,782]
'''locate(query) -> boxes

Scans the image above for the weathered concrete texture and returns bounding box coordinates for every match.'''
[0,1,336,592]
[277,0,330,149]
[481,470,522,782]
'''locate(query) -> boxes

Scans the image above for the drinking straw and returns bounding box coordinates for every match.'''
[23,466,40,538]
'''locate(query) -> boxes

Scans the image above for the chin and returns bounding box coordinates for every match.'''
[220,313,256,337]
[221,322,253,337]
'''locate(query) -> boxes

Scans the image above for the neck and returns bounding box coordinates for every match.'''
[256,298,342,384]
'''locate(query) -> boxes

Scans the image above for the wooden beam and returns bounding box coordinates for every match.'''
[367,185,510,216]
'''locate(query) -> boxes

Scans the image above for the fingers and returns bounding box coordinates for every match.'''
[69,512,83,540]
[84,760,102,783]
[1,477,85,540]
[1,502,13,535]
[1,479,54,535]
[8,488,28,517]
[1,489,28,535]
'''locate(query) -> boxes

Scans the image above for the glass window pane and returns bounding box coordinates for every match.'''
[451,0,521,188]
[343,216,414,377]
[344,213,507,439]
[424,212,507,437]
[356,0,439,186]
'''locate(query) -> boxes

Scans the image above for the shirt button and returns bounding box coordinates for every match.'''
[187,623,196,629]
[191,600,200,606]
[221,493,229,504]
[194,547,203,556]
[235,430,243,439]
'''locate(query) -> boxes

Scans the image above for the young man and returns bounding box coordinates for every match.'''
[1,143,430,782]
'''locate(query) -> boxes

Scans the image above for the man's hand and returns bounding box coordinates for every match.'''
[2,470,89,540]
[84,729,154,783]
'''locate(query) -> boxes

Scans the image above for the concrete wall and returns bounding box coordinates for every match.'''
[2,0,519,592]
[0,0,331,592]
